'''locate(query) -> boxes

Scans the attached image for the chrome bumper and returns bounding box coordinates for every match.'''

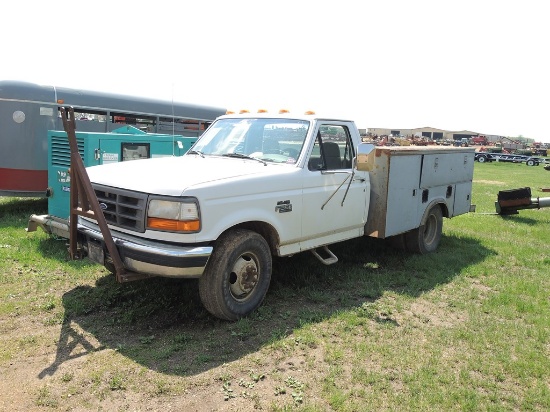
[78,222,212,278]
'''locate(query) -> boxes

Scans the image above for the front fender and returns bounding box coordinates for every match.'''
[201,198,303,247]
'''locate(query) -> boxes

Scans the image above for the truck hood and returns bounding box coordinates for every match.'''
[85,155,281,196]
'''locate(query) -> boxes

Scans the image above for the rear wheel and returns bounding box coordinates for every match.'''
[478,155,486,163]
[404,206,443,254]
[199,229,272,320]
[526,159,535,166]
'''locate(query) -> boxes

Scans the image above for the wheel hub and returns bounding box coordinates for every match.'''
[229,255,259,299]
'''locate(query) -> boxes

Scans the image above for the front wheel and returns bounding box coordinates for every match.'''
[477,155,486,163]
[404,206,443,254]
[199,229,272,320]
[526,159,535,166]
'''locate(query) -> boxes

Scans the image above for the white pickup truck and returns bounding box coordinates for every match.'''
[76,111,475,320]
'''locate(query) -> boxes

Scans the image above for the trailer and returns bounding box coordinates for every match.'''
[496,187,550,215]
[474,152,545,166]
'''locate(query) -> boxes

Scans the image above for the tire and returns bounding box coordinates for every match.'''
[199,229,272,320]
[477,155,486,163]
[526,159,535,166]
[404,206,443,254]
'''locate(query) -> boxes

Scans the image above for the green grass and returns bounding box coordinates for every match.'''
[0,161,549,411]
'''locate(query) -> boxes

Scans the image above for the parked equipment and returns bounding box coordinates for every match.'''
[495,187,550,215]
[27,125,196,238]
[475,151,545,166]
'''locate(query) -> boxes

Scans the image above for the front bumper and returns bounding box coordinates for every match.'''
[78,221,212,278]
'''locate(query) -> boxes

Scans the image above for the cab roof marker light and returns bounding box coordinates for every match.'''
[239,109,250,114]
[226,110,235,114]
[257,109,268,113]
[279,109,290,114]
[304,110,316,115]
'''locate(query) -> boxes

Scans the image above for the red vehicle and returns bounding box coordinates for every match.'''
[471,135,488,145]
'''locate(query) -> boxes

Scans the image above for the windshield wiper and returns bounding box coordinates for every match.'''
[188,150,205,158]
[222,153,266,166]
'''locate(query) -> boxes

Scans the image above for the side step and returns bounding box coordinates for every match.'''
[311,246,338,265]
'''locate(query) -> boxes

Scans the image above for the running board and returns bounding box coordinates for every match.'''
[311,246,338,265]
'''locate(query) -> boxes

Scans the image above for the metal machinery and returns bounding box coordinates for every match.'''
[27,125,196,238]
[496,187,550,215]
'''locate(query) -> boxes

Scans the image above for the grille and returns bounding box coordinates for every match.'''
[92,184,148,232]
[51,135,85,167]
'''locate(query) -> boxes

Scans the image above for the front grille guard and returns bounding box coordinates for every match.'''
[61,107,148,283]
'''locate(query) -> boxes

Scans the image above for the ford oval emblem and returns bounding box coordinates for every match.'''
[99,203,108,210]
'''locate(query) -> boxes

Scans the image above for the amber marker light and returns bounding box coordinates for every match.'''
[239,109,250,114]
[304,110,316,115]
[279,109,290,114]
[57,99,64,104]
[147,217,200,232]
[257,109,268,113]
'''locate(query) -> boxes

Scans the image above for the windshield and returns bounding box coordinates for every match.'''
[189,118,310,164]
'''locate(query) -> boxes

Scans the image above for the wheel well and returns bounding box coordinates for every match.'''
[423,202,448,223]
[439,202,449,218]
[223,221,280,256]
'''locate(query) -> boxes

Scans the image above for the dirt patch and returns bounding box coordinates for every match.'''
[400,299,468,328]
[0,318,332,411]
[474,179,506,185]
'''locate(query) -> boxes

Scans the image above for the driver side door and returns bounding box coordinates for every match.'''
[300,123,369,250]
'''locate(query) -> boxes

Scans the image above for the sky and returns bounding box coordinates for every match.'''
[2,0,549,142]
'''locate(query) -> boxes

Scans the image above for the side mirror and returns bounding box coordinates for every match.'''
[356,143,375,171]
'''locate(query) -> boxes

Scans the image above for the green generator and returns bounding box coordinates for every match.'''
[28,126,196,237]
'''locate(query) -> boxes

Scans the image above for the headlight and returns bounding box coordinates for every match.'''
[147,198,200,232]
